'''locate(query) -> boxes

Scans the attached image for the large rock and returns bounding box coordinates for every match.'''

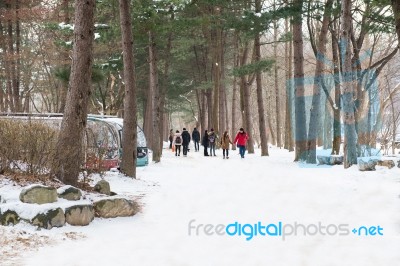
[317,155,343,165]
[94,180,111,195]
[58,186,82,201]
[0,210,20,225]
[65,205,94,226]
[19,185,57,204]
[358,159,377,171]
[31,208,65,229]
[94,198,138,218]
[376,160,395,169]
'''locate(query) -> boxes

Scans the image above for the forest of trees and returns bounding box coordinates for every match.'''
[1,0,400,183]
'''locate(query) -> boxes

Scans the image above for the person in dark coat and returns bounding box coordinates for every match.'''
[192,127,200,152]
[181,128,191,156]
[168,129,174,149]
[202,129,209,156]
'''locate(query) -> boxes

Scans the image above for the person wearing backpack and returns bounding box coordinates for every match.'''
[181,128,191,156]
[202,129,209,156]
[174,130,182,156]
[208,128,217,156]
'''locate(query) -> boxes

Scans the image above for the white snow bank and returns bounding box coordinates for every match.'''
[0,146,397,266]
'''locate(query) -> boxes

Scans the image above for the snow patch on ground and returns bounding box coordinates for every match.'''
[1,146,400,265]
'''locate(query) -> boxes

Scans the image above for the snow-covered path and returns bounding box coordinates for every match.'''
[23,148,400,266]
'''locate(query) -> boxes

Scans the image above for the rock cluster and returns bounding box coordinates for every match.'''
[358,159,396,171]
[0,180,138,229]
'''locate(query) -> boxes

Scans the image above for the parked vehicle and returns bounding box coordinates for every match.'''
[0,113,148,170]
[89,115,149,167]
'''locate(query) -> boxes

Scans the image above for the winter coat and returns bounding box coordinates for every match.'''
[181,130,191,145]
[173,133,182,146]
[192,129,200,142]
[208,132,217,144]
[202,134,209,147]
[168,132,174,142]
[234,132,248,146]
[220,134,233,149]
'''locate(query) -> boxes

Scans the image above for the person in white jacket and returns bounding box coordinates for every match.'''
[173,130,182,156]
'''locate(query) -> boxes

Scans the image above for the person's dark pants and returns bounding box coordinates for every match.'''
[183,144,189,155]
[175,145,181,156]
[169,140,172,149]
[209,142,216,156]
[223,149,229,157]
[238,145,245,158]
[204,146,209,156]
[194,141,199,151]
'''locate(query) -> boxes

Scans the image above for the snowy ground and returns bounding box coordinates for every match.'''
[1,146,400,266]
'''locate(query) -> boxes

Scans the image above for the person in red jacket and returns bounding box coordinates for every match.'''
[234,127,249,158]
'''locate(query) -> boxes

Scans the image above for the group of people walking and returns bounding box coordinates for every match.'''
[169,128,191,157]
[169,127,249,159]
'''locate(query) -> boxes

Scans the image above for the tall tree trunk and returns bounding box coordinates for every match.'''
[23,91,30,113]
[6,11,15,111]
[324,102,332,149]
[52,0,95,185]
[284,15,294,152]
[223,75,229,133]
[206,91,212,130]
[231,77,237,151]
[389,86,397,155]
[22,91,31,113]
[390,0,400,154]
[7,1,19,112]
[242,78,255,154]
[0,21,5,112]
[163,113,169,142]
[217,28,224,135]
[274,0,282,148]
[351,4,370,156]
[239,42,255,154]
[201,90,206,132]
[231,32,239,150]
[150,31,161,162]
[341,0,357,168]
[331,21,341,155]
[119,0,137,177]
[2,15,11,112]
[5,41,12,112]
[267,116,276,145]
[159,12,173,155]
[212,40,219,132]
[306,0,333,163]
[293,0,307,161]
[195,89,202,130]
[143,42,154,150]
[255,0,268,156]
[392,0,400,46]
[58,0,71,113]
[15,0,21,112]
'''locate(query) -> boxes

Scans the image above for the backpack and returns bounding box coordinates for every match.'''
[175,135,182,144]
[209,134,215,143]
